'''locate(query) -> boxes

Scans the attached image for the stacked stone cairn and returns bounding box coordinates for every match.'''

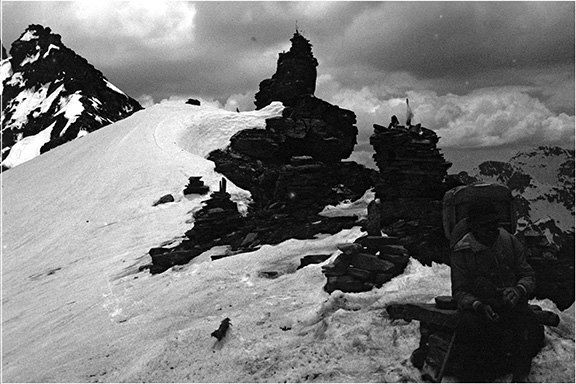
[370,119,452,201]
[145,178,243,274]
[322,236,409,293]
[183,176,209,195]
[254,29,318,110]
[369,115,453,266]
[185,178,242,243]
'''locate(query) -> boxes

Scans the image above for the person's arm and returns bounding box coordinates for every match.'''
[511,234,535,297]
[451,250,480,311]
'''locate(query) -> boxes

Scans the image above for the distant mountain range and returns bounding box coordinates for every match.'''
[1,24,142,169]
[463,146,574,248]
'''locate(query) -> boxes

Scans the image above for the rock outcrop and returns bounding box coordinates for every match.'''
[1,24,142,169]
[254,30,317,110]
[185,178,243,244]
[146,31,375,274]
[370,122,452,201]
[144,177,360,274]
[183,176,209,195]
[368,119,453,266]
[209,30,371,213]
[322,236,410,293]
[152,194,175,206]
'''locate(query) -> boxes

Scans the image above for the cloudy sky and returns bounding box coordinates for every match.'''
[2,1,574,171]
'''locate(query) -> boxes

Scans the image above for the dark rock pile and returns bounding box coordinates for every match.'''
[145,31,374,275]
[254,30,317,110]
[322,235,409,293]
[152,194,175,206]
[368,118,453,266]
[209,30,372,213]
[183,176,209,195]
[143,177,361,274]
[186,98,201,106]
[370,121,452,201]
[144,178,243,274]
[184,178,243,244]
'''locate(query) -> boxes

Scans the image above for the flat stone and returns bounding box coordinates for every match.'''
[298,254,331,270]
[355,235,401,248]
[347,253,395,273]
[337,243,365,255]
[386,303,461,329]
[152,194,175,206]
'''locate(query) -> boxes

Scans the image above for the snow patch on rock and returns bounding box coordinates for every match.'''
[3,121,56,168]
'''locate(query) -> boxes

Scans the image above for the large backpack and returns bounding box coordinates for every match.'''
[442,183,516,245]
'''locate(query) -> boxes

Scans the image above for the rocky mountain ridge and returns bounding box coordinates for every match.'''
[147,31,375,274]
[1,24,142,169]
[469,146,574,246]
[209,31,372,211]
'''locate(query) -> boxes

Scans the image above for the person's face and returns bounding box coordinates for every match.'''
[470,218,499,247]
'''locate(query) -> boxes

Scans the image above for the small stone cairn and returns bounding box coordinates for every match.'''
[322,235,409,293]
[145,178,243,274]
[183,176,210,195]
[186,178,243,243]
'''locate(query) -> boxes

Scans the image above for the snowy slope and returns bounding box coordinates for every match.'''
[2,102,574,383]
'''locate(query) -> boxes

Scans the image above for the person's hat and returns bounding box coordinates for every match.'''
[467,201,499,224]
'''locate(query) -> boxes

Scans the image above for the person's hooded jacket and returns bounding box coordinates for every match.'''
[451,227,535,311]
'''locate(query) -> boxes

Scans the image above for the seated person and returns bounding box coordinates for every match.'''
[450,201,542,382]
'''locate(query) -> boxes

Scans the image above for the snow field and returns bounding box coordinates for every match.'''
[1,101,573,383]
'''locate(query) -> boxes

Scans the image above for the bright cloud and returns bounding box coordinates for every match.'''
[70,1,196,51]
[137,94,155,108]
[318,75,575,151]
[412,89,575,148]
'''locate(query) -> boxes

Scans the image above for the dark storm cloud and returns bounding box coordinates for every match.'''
[1,1,574,167]
[327,2,574,78]
[3,2,573,102]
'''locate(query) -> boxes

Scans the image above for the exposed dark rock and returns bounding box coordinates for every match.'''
[186,179,243,244]
[444,171,480,189]
[1,25,142,167]
[147,31,373,275]
[255,30,318,110]
[258,271,281,279]
[364,198,382,236]
[368,119,454,266]
[1,44,6,59]
[209,150,374,215]
[183,176,209,195]
[297,254,332,270]
[208,31,372,221]
[149,249,200,273]
[153,194,175,206]
[370,121,452,201]
[229,128,287,160]
[322,235,410,294]
[186,98,201,106]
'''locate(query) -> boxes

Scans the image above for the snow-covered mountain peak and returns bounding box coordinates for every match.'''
[474,146,574,244]
[509,146,575,187]
[1,24,142,169]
